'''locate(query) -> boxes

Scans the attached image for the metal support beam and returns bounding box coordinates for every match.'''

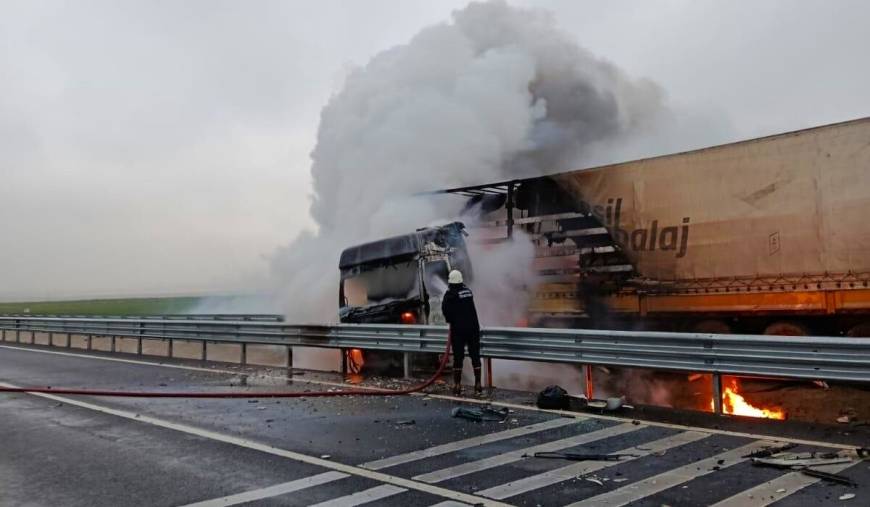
[712,373,723,415]
[286,346,293,370]
[136,337,143,355]
[584,364,594,399]
[168,339,173,358]
[506,182,516,239]
[240,343,247,365]
[483,358,493,388]
[201,341,207,361]
[111,336,116,353]
[403,353,411,379]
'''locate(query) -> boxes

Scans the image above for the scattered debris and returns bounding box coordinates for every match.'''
[688,373,703,382]
[584,477,604,487]
[839,493,856,501]
[613,478,628,483]
[776,488,787,493]
[813,380,830,389]
[753,455,852,468]
[451,406,509,422]
[320,454,331,459]
[395,419,416,426]
[527,451,638,462]
[837,415,851,424]
[801,469,857,487]
[742,443,797,459]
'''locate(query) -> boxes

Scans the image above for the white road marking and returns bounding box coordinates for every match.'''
[478,430,710,500]
[0,381,512,507]
[0,344,860,450]
[362,417,580,470]
[414,422,642,483]
[565,440,775,507]
[308,484,407,507]
[428,502,471,507]
[710,460,862,507]
[179,471,347,507]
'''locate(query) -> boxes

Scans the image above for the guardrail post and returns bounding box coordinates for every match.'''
[240,343,247,365]
[403,353,411,379]
[340,348,347,377]
[712,373,723,415]
[484,358,493,388]
[168,339,173,358]
[111,336,116,353]
[66,333,72,348]
[86,335,92,350]
[583,365,594,399]
[285,346,293,370]
[47,332,52,346]
[201,341,207,361]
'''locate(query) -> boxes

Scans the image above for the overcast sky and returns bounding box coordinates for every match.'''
[2,0,869,301]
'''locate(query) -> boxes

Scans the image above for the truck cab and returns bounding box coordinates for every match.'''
[337,222,471,374]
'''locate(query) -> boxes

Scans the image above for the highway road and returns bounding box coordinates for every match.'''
[1,343,867,506]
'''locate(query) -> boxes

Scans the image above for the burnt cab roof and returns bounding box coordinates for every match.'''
[339,222,465,270]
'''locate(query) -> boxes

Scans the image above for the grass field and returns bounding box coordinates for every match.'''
[0,296,203,316]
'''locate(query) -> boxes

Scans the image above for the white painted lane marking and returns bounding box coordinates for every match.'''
[565,440,775,507]
[363,417,579,470]
[308,484,407,507]
[179,471,347,507]
[478,430,710,500]
[0,381,512,507]
[428,502,470,507]
[0,344,859,450]
[710,460,862,507]
[414,422,642,483]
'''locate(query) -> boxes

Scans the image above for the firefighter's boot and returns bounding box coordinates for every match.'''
[452,369,462,397]
[473,367,483,395]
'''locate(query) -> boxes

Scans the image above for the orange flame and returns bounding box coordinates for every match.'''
[711,379,786,420]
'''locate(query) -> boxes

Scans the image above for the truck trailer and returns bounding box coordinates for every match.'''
[437,116,870,336]
[339,116,870,353]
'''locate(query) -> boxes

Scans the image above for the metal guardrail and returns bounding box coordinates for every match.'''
[1,316,869,413]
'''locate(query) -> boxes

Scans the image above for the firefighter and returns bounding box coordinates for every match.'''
[441,269,482,396]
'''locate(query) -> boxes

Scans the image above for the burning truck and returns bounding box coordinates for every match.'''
[336,117,870,418]
[338,221,471,374]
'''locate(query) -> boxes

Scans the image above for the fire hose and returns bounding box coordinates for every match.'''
[0,334,452,398]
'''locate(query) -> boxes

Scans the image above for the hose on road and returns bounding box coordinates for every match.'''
[0,335,452,398]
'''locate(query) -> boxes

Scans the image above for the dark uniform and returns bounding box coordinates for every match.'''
[442,282,482,394]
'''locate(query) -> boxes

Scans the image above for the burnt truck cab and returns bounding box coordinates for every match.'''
[338,222,471,374]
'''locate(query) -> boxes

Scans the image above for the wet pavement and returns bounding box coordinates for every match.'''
[1,342,867,506]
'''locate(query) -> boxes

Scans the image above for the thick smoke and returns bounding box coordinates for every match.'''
[272,0,667,323]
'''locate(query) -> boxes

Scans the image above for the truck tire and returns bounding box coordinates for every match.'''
[690,319,732,334]
[763,321,810,336]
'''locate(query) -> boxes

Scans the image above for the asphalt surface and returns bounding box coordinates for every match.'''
[1,342,868,507]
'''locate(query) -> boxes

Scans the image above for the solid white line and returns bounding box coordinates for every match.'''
[362,417,580,470]
[565,440,775,507]
[709,460,862,507]
[179,471,347,507]
[308,484,407,507]
[0,344,859,450]
[0,381,512,507]
[413,422,642,483]
[478,430,710,500]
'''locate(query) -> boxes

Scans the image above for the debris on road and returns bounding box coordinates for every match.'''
[526,451,638,462]
[451,406,509,422]
[801,468,857,487]
[742,443,797,459]
[320,454,331,459]
[839,493,856,501]
[395,419,416,426]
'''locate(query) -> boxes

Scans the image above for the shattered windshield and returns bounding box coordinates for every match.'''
[342,261,420,308]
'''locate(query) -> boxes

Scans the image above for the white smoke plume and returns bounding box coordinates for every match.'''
[272,0,668,323]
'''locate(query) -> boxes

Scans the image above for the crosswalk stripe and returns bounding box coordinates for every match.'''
[179,471,348,507]
[362,417,580,470]
[414,422,643,483]
[710,460,861,507]
[478,430,710,500]
[564,440,775,507]
[308,484,407,507]
[428,502,471,507]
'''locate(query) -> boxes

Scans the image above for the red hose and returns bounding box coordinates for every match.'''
[0,335,452,398]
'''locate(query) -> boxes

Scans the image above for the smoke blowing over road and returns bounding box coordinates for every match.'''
[272,0,669,323]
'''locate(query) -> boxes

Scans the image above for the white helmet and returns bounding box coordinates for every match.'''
[448,269,463,284]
